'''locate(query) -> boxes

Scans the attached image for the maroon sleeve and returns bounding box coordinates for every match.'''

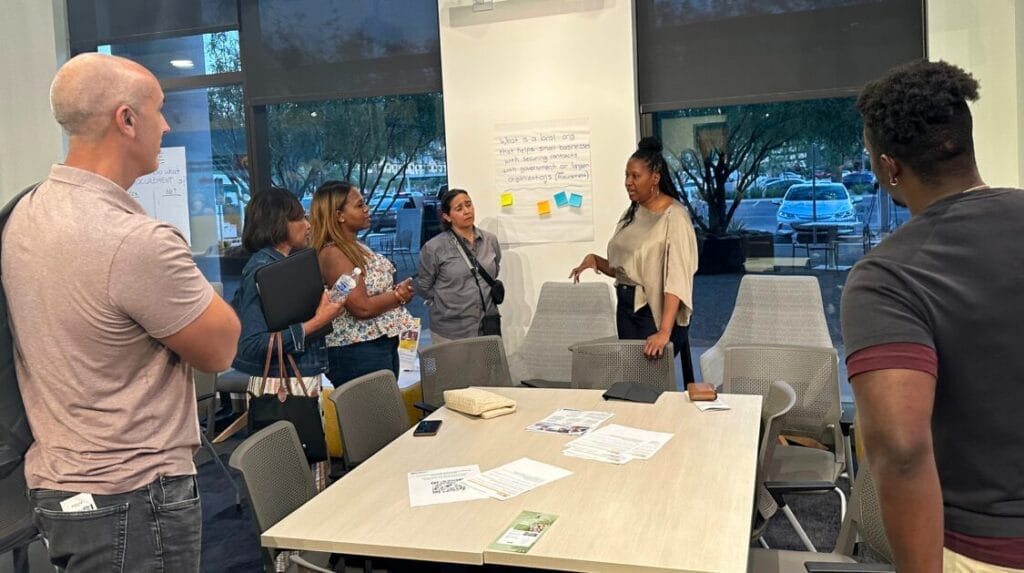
[846,342,937,380]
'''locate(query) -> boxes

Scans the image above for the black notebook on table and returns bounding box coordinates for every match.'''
[254,248,332,338]
[601,382,663,404]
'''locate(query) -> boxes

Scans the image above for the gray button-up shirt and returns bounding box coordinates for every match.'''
[415,228,502,339]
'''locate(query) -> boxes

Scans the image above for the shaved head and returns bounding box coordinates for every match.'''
[50,53,157,139]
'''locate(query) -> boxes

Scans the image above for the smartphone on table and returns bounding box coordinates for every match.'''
[414,420,442,437]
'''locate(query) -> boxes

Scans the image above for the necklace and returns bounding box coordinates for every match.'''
[962,184,990,194]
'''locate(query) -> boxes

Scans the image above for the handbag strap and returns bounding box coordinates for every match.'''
[273,329,313,398]
[451,232,491,314]
[257,332,277,396]
[452,231,497,287]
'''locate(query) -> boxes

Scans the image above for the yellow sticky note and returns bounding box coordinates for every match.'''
[500,193,514,207]
[537,200,551,215]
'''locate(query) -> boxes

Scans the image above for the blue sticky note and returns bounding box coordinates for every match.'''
[569,193,583,208]
[554,191,569,208]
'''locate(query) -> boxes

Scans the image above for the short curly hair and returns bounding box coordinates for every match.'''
[857,60,979,182]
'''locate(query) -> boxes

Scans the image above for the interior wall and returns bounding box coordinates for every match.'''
[0,0,67,202]
[927,0,1023,189]
[437,0,638,352]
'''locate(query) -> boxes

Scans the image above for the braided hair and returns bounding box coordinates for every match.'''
[620,137,681,227]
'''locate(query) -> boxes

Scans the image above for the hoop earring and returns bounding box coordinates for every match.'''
[889,176,899,187]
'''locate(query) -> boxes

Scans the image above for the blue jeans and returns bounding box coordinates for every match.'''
[327,336,399,387]
[616,284,695,384]
[29,474,201,573]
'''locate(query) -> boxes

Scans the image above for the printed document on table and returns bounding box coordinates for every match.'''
[563,424,674,464]
[694,398,731,412]
[463,458,572,501]
[526,408,614,435]
[488,511,559,554]
[408,465,490,507]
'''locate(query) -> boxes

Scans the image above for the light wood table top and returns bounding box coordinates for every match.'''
[263,387,762,572]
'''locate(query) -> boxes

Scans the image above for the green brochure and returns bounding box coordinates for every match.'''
[488,511,558,554]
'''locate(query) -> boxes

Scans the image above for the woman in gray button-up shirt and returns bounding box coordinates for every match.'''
[415,189,502,344]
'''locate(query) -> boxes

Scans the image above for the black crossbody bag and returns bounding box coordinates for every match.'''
[451,232,503,336]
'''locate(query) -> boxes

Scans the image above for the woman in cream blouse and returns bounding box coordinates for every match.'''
[569,137,699,382]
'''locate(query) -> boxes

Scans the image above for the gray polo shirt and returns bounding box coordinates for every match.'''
[415,229,501,340]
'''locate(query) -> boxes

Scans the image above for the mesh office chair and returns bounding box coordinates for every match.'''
[417,335,513,412]
[700,275,833,388]
[751,381,797,545]
[0,463,39,573]
[723,344,846,552]
[507,282,617,387]
[229,422,375,573]
[328,370,410,469]
[570,339,676,392]
[748,461,893,572]
[193,368,241,507]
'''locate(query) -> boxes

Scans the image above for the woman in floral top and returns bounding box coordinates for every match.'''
[310,180,416,386]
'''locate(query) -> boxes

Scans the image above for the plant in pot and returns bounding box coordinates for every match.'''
[671,108,789,274]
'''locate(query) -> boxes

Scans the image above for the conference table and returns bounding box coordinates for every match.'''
[263,387,762,572]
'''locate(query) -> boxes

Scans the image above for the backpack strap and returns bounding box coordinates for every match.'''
[0,184,40,227]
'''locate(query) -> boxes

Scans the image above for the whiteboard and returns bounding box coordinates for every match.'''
[493,119,594,244]
[127,147,192,244]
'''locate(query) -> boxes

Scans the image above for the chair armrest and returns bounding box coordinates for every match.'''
[414,401,438,415]
[765,480,837,507]
[520,379,572,389]
[288,553,335,573]
[804,562,895,573]
[840,406,856,437]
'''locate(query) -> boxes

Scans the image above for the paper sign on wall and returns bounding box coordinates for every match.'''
[127,147,192,244]
[494,119,594,243]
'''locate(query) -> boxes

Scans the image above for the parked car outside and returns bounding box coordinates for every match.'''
[759,177,806,198]
[842,171,877,194]
[775,183,860,232]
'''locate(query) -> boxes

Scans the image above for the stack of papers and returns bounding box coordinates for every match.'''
[463,458,573,501]
[526,409,614,436]
[563,424,674,464]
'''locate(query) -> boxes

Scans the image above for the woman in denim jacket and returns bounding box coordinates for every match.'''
[231,187,344,380]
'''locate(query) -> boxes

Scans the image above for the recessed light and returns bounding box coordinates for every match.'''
[310,111,318,118]
[170,59,195,69]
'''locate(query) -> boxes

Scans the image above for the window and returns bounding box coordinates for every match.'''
[265,93,447,291]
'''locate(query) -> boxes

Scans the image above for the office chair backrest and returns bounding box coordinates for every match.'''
[418,335,513,408]
[752,380,797,536]
[722,344,842,448]
[508,282,616,384]
[228,421,317,535]
[329,370,410,467]
[700,275,832,387]
[570,339,676,392]
[834,461,893,562]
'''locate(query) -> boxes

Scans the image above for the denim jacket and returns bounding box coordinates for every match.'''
[230,246,328,376]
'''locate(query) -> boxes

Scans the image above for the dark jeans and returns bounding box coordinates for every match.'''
[327,335,399,387]
[616,284,696,384]
[29,474,201,573]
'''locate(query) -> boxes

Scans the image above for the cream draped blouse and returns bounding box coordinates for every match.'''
[606,203,699,328]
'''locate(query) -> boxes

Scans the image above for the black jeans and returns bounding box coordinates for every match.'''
[29,474,201,572]
[616,284,696,384]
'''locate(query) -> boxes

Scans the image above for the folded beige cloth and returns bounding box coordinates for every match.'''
[443,388,517,419]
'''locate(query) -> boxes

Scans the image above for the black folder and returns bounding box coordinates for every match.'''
[601,382,663,404]
[254,248,327,333]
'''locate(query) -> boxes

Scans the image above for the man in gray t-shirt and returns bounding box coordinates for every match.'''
[842,60,1024,571]
[2,53,240,572]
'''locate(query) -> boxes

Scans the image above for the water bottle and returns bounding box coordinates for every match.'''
[329,268,362,303]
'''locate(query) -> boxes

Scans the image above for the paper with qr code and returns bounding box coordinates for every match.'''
[407,465,490,507]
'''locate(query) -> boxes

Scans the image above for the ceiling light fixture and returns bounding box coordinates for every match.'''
[170,59,195,69]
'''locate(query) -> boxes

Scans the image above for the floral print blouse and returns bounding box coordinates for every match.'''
[326,246,416,347]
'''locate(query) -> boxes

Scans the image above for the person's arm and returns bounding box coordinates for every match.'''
[645,293,681,358]
[852,368,942,573]
[569,253,613,282]
[160,296,240,372]
[319,245,412,319]
[414,241,439,303]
